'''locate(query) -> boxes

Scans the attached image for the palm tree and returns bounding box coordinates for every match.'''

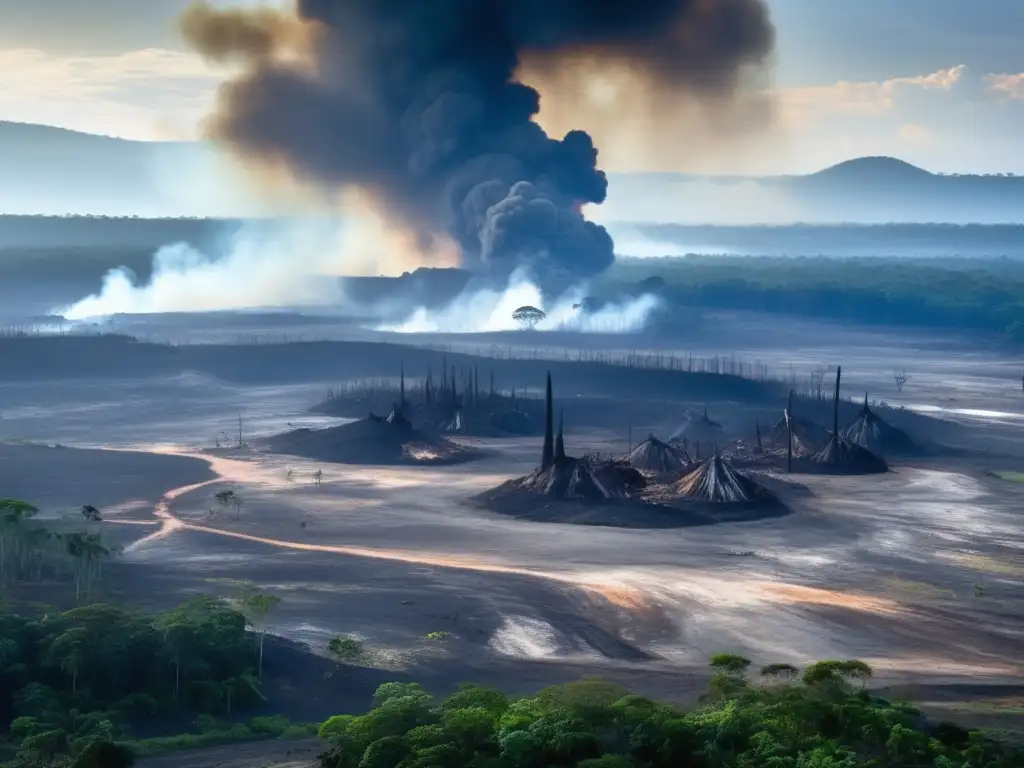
[156,615,192,701]
[46,627,88,695]
[0,499,38,583]
[64,531,117,600]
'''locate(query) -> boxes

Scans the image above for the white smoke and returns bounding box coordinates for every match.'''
[57,223,341,319]
[55,210,443,320]
[383,268,662,334]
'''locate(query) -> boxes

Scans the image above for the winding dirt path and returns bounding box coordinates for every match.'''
[116,447,899,620]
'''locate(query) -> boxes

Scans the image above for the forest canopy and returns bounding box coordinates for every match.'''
[604,255,1024,341]
[315,659,1024,768]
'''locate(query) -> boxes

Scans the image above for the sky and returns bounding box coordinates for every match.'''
[1,0,1023,175]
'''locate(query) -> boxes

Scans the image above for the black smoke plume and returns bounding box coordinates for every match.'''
[182,0,774,281]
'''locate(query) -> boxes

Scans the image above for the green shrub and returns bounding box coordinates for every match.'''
[310,657,1024,768]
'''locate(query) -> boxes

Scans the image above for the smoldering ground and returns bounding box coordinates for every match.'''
[182,0,775,282]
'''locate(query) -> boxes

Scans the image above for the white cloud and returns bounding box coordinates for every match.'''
[764,64,1024,174]
[0,47,221,139]
[777,65,968,123]
[985,72,1024,99]
[0,45,1022,176]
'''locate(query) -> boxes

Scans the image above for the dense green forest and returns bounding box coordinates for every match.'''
[605,256,1024,341]
[315,658,1023,768]
[0,498,293,768]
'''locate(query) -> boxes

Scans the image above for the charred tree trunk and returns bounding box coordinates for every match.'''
[542,372,554,469]
[786,389,794,473]
[399,362,406,412]
[555,409,565,461]
[832,366,842,465]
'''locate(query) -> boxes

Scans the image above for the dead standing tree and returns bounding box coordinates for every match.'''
[893,370,910,393]
[809,369,826,401]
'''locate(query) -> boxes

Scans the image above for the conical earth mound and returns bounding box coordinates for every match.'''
[766,414,829,456]
[516,456,615,500]
[843,401,919,456]
[674,455,775,504]
[623,435,693,473]
[588,457,648,494]
[671,408,724,446]
[809,433,888,474]
[259,409,474,465]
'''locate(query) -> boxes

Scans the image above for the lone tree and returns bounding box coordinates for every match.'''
[241,591,281,679]
[81,505,102,522]
[893,369,910,392]
[214,489,243,518]
[512,305,546,330]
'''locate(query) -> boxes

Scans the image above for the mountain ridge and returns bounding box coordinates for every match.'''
[2,121,1023,223]
[1,120,951,178]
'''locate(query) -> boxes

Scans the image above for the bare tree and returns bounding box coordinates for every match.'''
[313,469,323,488]
[214,489,242,518]
[809,369,826,401]
[240,591,281,678]
[893,370,910,392]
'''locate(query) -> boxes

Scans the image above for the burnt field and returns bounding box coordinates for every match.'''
[0,317,1022,738]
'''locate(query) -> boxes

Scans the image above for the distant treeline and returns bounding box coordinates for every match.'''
[625,223,1024,257]
[4,216,1024,255]
[0,216,246,249]
[606,255,1024,341]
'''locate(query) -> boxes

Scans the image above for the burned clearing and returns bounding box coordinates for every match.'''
[0,322,1021,742]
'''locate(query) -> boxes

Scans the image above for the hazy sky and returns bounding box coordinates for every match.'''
[1,0,1022,174]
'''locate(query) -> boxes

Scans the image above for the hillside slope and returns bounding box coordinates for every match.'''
[3,122,1024,223]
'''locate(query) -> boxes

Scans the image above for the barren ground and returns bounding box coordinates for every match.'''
[2,315,1023,768]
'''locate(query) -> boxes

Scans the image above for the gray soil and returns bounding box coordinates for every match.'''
[2,312,1023,743]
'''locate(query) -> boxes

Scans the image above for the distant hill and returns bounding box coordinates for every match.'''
[607,157,1024,225]
[3,121,1024,223]
[0,121,230,217]
[806,156,935,182]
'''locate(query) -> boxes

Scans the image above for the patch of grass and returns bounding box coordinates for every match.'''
[916,699,1024,746]
[881,577,956,601]
[946,698,1024,716]
[993,471,1024,483]
[947,552,1024,578]
[120,717,317,757]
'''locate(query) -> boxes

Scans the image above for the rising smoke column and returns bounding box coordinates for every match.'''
[181,0,774,281]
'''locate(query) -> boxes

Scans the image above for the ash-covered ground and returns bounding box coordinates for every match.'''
[1,312,1022,721]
